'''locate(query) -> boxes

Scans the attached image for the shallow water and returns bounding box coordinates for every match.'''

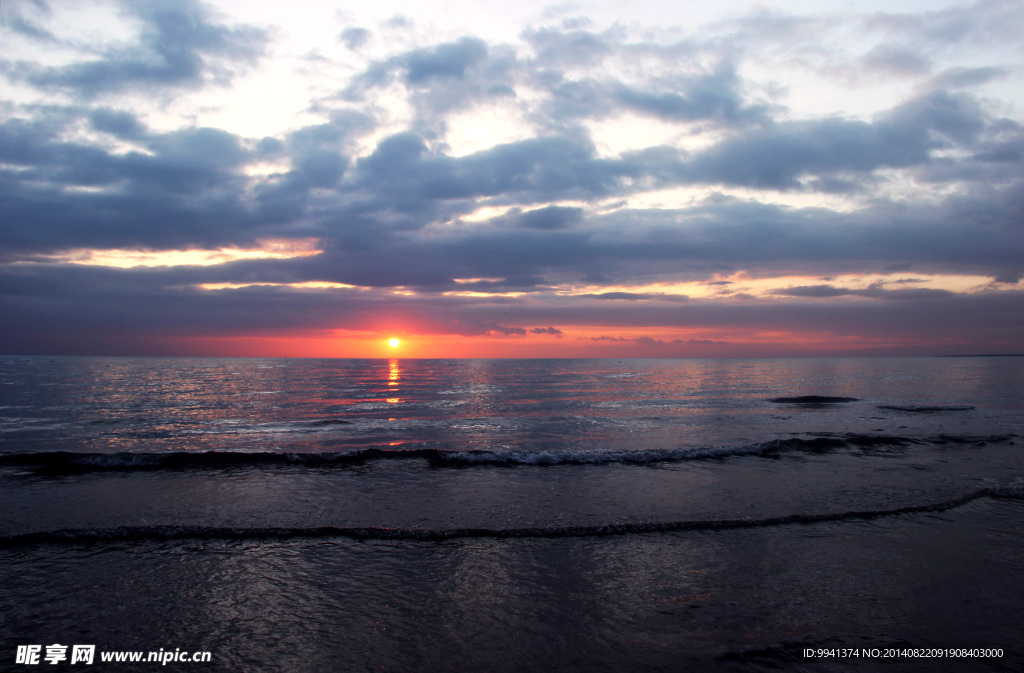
[1,356,1022,671]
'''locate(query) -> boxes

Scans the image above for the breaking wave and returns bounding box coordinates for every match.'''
[0,433,1014,475]
[2,488,1021,547]
[877,405,976,413]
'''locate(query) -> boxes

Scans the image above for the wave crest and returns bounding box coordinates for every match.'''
[0,433,1013,474]
[2,488,1020,547]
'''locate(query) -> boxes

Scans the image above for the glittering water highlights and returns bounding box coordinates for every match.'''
[1,356,1022,672]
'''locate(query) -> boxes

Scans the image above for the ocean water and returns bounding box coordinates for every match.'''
[1,356,1021,672]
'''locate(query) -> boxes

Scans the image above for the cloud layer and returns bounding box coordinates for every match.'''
[1,0,1022,356]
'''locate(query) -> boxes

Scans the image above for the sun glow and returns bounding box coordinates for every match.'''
[26,238,322,268]
[388,338,400,348]
[198,281,359,291]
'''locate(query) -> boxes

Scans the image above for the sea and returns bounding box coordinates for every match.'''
[1,356,1021,672]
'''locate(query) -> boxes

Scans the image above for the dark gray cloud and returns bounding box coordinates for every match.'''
[384,15,413,30]
[89,108,148,139]
[521,26,613,68]
[350,130,629,204]
[684,90,995,189]
[587,335,723,348]
[588,292,656,300]
[8,0,268,97]
[404,37,489,84]
[484,323,527,336]
[3,87,1022,285]
[1,258,1021,355]
[340,37,520,129]
[515,206,583,230]
[770,284,853,298]
[337,27,775,135]
[342,36,495,96]
[0,114,256,250]
[3,0,59,43]
[769,284,956,300]
[862,0,1024,48]
[2,7,1023,355]
[860,44,931,76]
[253,112,374,211]
[339,27,370,50]
[929,66,1008,89]
[614,65,770,126]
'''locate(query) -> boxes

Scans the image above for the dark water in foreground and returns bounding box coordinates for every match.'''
[1,356,1022,671]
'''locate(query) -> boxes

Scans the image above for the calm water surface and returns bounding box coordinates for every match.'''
[1,357,1021,671]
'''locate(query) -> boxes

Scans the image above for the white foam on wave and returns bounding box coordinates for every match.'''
[76,453,165,467]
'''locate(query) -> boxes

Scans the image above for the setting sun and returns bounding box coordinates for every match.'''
[388,338,400,348]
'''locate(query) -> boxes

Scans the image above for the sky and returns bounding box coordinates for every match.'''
[1,0,1022,358]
